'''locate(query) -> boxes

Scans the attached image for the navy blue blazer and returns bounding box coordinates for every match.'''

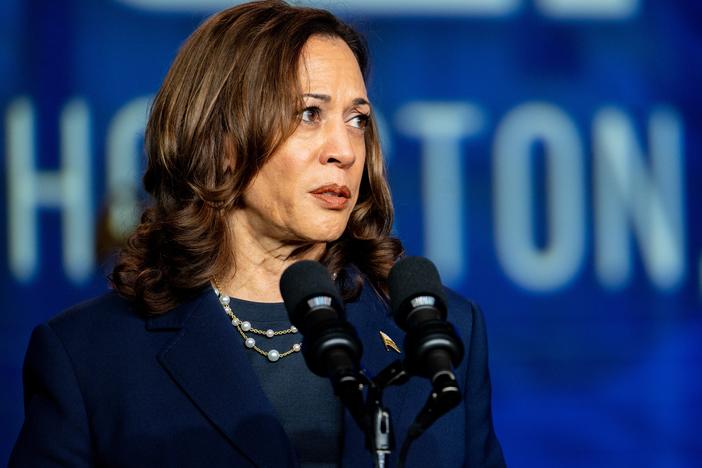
[10,281,505,467]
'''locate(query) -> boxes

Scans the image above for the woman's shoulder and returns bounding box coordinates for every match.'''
[443,287,477,309]
[45,288,213,345]
[46,290,144,342]
[353,272,481,321]
[353,276,485,339]
[443,287,480,321]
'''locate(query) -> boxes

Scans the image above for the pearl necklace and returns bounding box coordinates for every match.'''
[212,283,301,362]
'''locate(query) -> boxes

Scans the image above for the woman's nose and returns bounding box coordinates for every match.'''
[319,120,357,168]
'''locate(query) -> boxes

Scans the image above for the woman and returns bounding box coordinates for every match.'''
[10,1,505,466]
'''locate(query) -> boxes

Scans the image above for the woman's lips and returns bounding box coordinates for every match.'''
[310,184,351,210]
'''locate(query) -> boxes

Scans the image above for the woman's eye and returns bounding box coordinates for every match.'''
[348,113,369,130]
[301,107,321,123]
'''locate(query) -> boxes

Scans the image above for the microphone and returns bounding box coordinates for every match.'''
[389,256,464,385]
[281,262,394,466]
[279,260,364,403]
[389,256,465,458]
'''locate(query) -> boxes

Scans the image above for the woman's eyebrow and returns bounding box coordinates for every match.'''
[303,93,370,107]
[304,93,331,102]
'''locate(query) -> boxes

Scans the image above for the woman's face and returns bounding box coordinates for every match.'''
[238,35,369,245]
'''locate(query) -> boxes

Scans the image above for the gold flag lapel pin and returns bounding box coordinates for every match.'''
[379,331,401,354]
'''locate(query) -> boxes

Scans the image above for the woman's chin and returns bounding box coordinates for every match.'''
[301,211,351,241]
[298,222,348,243]
[312,228,347,243]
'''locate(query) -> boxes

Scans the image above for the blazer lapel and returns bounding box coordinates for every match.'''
[149,290,296,467]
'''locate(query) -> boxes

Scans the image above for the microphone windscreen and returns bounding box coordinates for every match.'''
[280,260,342,324]
[388,256,447,326]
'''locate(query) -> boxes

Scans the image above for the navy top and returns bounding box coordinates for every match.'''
[226,296,342,467]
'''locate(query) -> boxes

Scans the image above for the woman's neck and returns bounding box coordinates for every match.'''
[218,213,326,303]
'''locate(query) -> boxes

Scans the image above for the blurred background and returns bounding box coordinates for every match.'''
[1,0,701,466]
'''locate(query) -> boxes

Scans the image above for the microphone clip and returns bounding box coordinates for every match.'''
[361,359,410,468]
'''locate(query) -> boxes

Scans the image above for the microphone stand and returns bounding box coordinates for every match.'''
[334,360,409,468]
[333,358,462,468]
[366,360,409,468]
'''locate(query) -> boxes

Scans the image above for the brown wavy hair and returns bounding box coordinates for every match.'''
[111,0,403,314]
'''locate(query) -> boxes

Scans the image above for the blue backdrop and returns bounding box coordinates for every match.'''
[2,0,701,466]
